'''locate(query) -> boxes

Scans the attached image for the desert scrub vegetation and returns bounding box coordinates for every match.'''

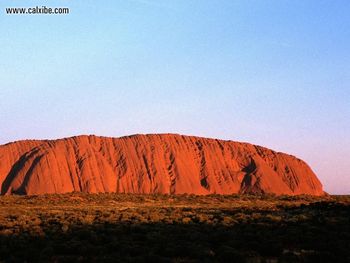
[0,193,349,262]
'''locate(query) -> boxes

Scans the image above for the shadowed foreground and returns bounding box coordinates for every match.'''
[0,194,349,262]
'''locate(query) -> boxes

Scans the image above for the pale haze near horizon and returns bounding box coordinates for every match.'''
[0,0,349,194]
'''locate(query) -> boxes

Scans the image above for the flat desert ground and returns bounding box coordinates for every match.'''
[0,194,349,262]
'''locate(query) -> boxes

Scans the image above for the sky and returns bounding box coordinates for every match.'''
[0,0,349,194]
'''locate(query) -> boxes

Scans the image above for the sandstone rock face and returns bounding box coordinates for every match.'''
[0,134,324,195]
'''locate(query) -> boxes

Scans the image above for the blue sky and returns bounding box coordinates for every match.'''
[0,0,349,194]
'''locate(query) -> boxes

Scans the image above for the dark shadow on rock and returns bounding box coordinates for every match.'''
[1,148,42,195]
